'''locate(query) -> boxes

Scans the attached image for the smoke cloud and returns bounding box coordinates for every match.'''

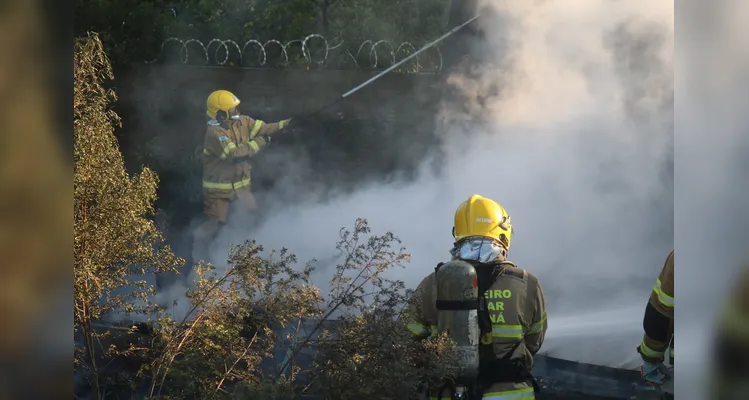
[145,0,675,371]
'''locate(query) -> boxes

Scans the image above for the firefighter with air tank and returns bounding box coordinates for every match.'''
[406,194,547,400]
[192,89,294,262]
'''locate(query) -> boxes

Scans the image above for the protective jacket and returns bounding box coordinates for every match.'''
[201,115,289,209]
[407,260,547,400]
[638,250,675,365]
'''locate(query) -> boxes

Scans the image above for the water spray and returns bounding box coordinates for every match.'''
[293,14,481,124]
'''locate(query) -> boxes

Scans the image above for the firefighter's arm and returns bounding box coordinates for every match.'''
[404,276,435,340]
[248,117,292,138]
[524,276,547,355]
[241,136,268,160]
[638,251,675,363]
[203,128,265,162]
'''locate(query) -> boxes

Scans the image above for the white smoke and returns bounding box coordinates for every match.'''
[157,0,675,371]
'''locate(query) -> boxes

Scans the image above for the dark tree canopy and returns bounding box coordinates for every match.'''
[74,0,453,68]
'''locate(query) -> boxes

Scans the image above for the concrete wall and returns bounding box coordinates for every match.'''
[119,65,445,125]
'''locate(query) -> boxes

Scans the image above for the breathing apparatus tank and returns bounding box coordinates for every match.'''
[434,260,481,382]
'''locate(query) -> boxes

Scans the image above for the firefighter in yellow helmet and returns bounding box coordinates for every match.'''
[192,89,293,261]
[407,194,547,400]
[636,250,674,387]
[711,263,749,399]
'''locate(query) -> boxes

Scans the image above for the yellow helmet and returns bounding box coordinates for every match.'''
[453,194,513,250]
[206,90,241,120]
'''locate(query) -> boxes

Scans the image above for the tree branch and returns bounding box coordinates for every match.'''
[216,331,258,392]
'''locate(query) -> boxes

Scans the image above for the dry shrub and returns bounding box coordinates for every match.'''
[303,220,461,399]
[74,31,182,399]
[140,219,459,400]
[313,309,460,399]
[74,30,459,400]
[142,243,322,399]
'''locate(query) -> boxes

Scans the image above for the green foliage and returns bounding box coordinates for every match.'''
[74,216,459,399]
[74,32,182,321]
[74,0,451,66]
[311,299,460,399]
[138,218,460,400]
[74,32,183,399]
[143,243,323,399]
[306,219,460,398]
[165,0,318,42]
[330,0,449,43]
[74,0,175,67]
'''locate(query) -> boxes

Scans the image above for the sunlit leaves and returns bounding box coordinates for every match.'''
[74,33,183,396]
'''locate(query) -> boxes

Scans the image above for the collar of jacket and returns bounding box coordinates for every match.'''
[207,119,220,126]
[475,260,509,269]
[451,256,507,268]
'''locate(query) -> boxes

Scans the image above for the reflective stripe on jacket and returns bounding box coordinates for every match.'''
[201,115,288,198]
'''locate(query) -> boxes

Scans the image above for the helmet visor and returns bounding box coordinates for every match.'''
[450,237,506,263]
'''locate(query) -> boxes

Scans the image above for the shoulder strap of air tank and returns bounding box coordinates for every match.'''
[434,262,445,274]
[500,260,517,268]
[476,265,503,345]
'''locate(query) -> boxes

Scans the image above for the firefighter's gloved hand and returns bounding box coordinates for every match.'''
[280,118,293,130]
[285,116,313,131]
[640,360,672,386]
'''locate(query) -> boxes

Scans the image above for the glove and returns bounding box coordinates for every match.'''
[640,360,672,386]
[283,115,313,130]
[280,118,293,130]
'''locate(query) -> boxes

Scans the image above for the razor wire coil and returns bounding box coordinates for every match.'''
[148,34,443,72]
